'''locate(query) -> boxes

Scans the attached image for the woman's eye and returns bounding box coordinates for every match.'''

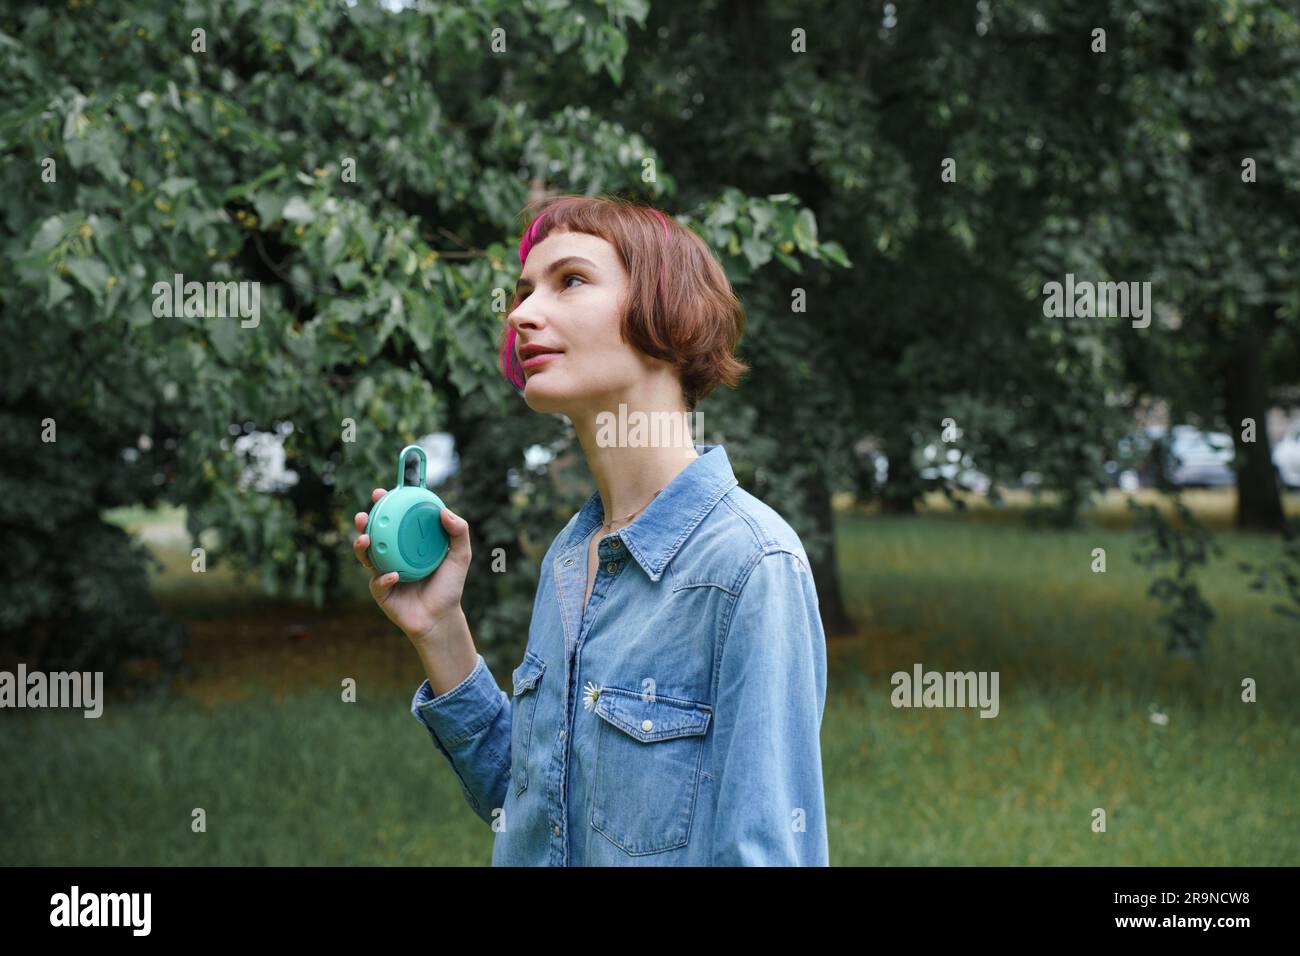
[514,274,583,305]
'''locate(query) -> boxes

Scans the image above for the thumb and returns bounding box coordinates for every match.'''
[441,504,473,564]
[441,506,471,556]
[440,505,466,533]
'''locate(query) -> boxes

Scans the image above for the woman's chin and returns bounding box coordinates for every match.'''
[522,377,569,414]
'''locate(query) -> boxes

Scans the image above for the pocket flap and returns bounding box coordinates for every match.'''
[593,687,711,742]
[512,651,545,697]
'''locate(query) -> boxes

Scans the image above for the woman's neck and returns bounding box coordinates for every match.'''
[572,403,700,529]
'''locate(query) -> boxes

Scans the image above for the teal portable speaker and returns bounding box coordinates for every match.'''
[364,445,450,582]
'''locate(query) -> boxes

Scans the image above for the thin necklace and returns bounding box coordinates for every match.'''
[602,488,664,531]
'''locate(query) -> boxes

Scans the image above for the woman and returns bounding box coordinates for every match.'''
[353,194,829,866]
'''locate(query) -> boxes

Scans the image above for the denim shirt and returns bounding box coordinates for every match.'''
[410,442,829,865]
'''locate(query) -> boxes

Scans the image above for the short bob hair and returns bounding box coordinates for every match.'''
[497,194,749,412]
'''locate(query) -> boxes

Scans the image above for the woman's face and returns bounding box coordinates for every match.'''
[508,230,647,416]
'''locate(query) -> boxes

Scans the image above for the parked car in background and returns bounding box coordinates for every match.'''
[1165,425,1236,487]
[1273,422,1300,489]
[1110,421,1300,491]
[1108,425,1235,489]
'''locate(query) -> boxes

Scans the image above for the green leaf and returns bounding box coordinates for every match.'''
[48,275,73,307]
[793,208,818,250]
[408,318,433,353]
[207,319,243,363]
[323,225,346,265]
[741,236,772,269]
[600,22,628,69]
[159,176,198,196]
[64,257,109,302]
[449,359,477,395]
[282,197,315,225]
[225,163,289,201]
[29,216,66,254]
[333,261,363,289]
[327,298,364,323]
[774,250,802,274]
[819,240,852,268]
[610,0,651,25]
[253,191,288,226]
[709,202,737,227]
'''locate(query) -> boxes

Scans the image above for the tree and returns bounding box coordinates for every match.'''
[1108,0,1300,531]
[0,0,844,677]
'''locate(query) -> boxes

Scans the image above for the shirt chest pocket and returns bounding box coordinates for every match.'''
[510,651,546,796]
[590,686,712,856]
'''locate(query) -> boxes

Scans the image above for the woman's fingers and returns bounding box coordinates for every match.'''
[369,570,400,603]
[354,491,387,572]
[354,532,375,571]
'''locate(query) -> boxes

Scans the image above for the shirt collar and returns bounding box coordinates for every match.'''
[563,442,739,583]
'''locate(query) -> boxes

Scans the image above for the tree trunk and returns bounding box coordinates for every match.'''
[1223,315,1285,532]
[880,427,918,515]
[800,468,856,639]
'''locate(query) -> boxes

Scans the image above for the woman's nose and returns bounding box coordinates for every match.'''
[508,295,546,332]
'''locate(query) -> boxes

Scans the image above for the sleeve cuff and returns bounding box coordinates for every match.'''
[410,653,503,747]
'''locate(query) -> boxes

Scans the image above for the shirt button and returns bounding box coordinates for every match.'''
[559,729,565,739]
[563,558,574,567]
[611,539,622,549]
[606,562,618,573]
[553,824,561,836]
[642,719,653,732]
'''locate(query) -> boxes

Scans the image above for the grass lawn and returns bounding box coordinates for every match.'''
[1,490,1295,865]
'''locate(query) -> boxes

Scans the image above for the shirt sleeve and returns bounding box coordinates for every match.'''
[710,548,830,866]
[410,652,512,828]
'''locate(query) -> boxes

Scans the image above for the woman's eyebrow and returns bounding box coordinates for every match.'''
[515,256,597,294]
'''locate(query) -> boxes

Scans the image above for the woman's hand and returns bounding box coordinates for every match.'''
[353,488,472,645]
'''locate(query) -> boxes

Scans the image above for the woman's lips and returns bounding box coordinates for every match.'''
[522,351,562,371]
